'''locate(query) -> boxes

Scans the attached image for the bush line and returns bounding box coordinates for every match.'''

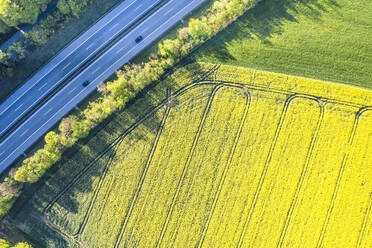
[0,0,260,220]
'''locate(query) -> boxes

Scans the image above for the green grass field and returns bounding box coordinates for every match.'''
[195,0,372,88]
[10,63,372,247]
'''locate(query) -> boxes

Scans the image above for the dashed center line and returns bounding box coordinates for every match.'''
[20,128,29,137]
[134,3,143,11]
[68,86,78,95]
[44,107,54,116]
[116,45,128,55]
[86,43,95,50]
[109,22,120,31]
[14,103,24,112]
[62,62,71,71]
[92,66,102,75]
[163,7,174,17]
[38,83,48,91]
[142,26,150,33]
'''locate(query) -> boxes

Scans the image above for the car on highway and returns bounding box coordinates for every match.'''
[135,35,143,43]
[82,80,90,86]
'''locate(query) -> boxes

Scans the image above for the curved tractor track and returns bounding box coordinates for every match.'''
[36,65,372,247]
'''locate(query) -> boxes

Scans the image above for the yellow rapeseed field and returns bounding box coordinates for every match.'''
[16,63,372,248]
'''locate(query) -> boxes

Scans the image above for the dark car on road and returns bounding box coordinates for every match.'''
[82,80,90,86]
[135,35,143,43]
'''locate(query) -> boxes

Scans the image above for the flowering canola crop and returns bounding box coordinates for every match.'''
[19,64,372,248]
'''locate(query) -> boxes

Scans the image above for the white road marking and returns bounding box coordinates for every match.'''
[92,66,102,75]
[44,107,54,116]
[68,86,79,95]
[163,7,175,17]
[0,0,162,139]
[0,150,4,157]
[134,3,143,11]
[115,45,128,55]
[62,62,71,71]
[14,103,24,112]
[109,22,120,31]
[142,26,150,33]
[0,0,204,169]
[86,42,96,50]
[0,0,139,116]
[20,128,29,137]
[38,83,48,91]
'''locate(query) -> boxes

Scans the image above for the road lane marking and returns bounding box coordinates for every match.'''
[109,22,120,31]
[14,103,24,112]
[44,107,54,116]
[0,150,4,157]
[0,0,140,117]
[68,86,79,95]
[62,62,71,71]
[92,66,102,75]
[38,83,48,91]
[142,26,150,33]
[134,3,143,11]
[0,0,204,168]
[0,0,162,140]
[163,7,175,17]
[115,45,128,55]
[20,128,29,137]
[86,42,96,50]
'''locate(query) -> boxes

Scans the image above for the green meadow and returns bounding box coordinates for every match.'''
[195,0,372,88]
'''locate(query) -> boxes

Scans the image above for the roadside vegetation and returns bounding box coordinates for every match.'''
[0,0,260,224]
[0,0,371,245]
[195,0,372,88]
[0,238,31,248]
[0,0,121,101]
[10,62,372,247]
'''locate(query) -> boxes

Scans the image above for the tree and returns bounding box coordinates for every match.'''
[12,243,32,248]
[0,0,49,27]
[188,17,212,43]
[0,239,32,248]
[57,0,89,17]
[0,195,13,219]
[71,118,90,139]
[44,131,62,153]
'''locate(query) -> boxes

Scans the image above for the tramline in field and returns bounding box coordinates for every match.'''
[12,64,372,248]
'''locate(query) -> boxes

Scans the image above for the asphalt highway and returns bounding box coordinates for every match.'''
[0,0,207,173]
[0,0,163,138]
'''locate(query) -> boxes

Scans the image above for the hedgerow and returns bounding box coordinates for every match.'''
[0,0,261,219]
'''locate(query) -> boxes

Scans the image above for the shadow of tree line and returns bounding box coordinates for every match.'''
[195,0,341,63]
[9,61,205,247]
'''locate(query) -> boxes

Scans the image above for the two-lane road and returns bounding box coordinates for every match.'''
[0,0,163,138]
[0,0,208,173]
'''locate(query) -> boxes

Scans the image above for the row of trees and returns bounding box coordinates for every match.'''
[0,0,92,79]
[13,0,260,182]
[0,0,260,230]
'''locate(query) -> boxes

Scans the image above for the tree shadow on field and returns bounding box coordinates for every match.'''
[196,0,341,63]
[10,58,205,246]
